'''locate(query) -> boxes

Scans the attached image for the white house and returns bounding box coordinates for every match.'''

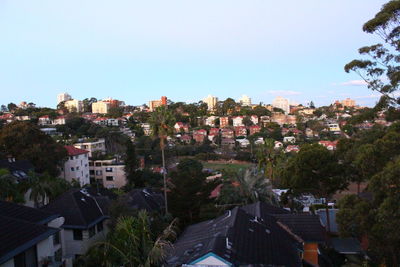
[0,201,70,267]
[250,115,259,125]
[43,189,109,262]
[283,136,296,144]
[232,116,244,127]
[61,146,90,186]
[73,139,106,158]
[205,116,218,127]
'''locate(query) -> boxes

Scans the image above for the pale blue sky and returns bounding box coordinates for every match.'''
[0,0,388,108]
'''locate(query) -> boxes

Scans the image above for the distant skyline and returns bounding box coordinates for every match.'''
[0,0,388,108]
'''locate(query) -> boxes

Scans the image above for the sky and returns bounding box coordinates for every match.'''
[0,0,389,108]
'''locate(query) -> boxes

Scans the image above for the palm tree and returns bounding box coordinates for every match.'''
[256,138,282,181]
[0,168,23,202]
[84,211,178,267]
[217,168,278,207]
[149,106,175,214]
[234,168,278,205]
[24,172,51,207]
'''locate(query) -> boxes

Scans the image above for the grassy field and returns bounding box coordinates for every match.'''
[202,161,253,172]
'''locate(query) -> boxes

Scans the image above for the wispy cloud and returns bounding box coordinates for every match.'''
[335,80,368,86]
[353,94,380,99]
[266,90,302,96]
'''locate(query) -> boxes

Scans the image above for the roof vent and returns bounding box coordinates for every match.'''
[226,237,232,250]
[184,249,194,256]
[265,229,271,234]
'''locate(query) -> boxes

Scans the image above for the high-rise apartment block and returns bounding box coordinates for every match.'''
[57,92,72,104]
[149,96,167,111]
[341,98,356,107]
[203,95,218,111]
[272,96,290,114]
[64,99,83,113]
[239,95,251,106]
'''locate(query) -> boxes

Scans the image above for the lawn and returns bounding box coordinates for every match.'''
[202,161,253,173]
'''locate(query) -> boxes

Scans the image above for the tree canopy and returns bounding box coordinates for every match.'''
[0,121,67,176]
[345,0,400,106]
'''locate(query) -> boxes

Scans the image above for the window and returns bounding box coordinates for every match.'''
[95,162,101,167]
[85,164,88,167]
[97,221,103,232]
[71,167,75,171]
[76,166,80,170]
[55,248,62,262]
[89,170,95,175]
[89,162,94,166]
[105,167,113,172]
[106,176,114,181]
[88,226,96,238]
[95,170,102,176]
[70,156,73,160]
[14,245,37,267]
[53,232,60,245]
[73,229,83,240]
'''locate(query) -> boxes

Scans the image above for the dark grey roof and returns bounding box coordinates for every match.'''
[0,159,34,179]
[331,238,363,254]
[125,188,165,212]
[317,209,338,233]
[242,202,326,243]
[273,214,326,243]
[42,188,108,229]
[0,200,59,225]
[166,207,302,267]
[241,201,291,217]
[0,201,59,264]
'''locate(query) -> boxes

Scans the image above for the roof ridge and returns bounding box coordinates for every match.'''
[70,190,88,227]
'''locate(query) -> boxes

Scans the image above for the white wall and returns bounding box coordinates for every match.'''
[61,153,90,186]
[63,220,108,259]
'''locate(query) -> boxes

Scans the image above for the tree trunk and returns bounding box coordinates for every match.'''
[161,144,168,215]
[325,204,331,236]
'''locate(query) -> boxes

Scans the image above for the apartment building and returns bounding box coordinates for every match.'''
[89,159,126,188]
[64,99,83,113]
[92,101,110,114]
[73,139,106,157]
[61,146,90,186]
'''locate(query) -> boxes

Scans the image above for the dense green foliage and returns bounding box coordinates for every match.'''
[168,159,218,226]
[0,121,67,176]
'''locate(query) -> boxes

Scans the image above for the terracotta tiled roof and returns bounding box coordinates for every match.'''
[64,145,89,156]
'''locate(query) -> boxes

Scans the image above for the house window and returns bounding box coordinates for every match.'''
[73,229,83,240]
[90,170,95,175]
[76,166,80,170]
[95,170,102,176]
[70,156,73,160]
[88,226,96,238]
[14,245,37,267]
[71,167,75,171]
[95,162,101,167]
[97,221,103,232]
[89,162,94,166]
[55,248,62,262]
[105,167,113,172]
[53,232,60,245]
[106,176,114,181]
